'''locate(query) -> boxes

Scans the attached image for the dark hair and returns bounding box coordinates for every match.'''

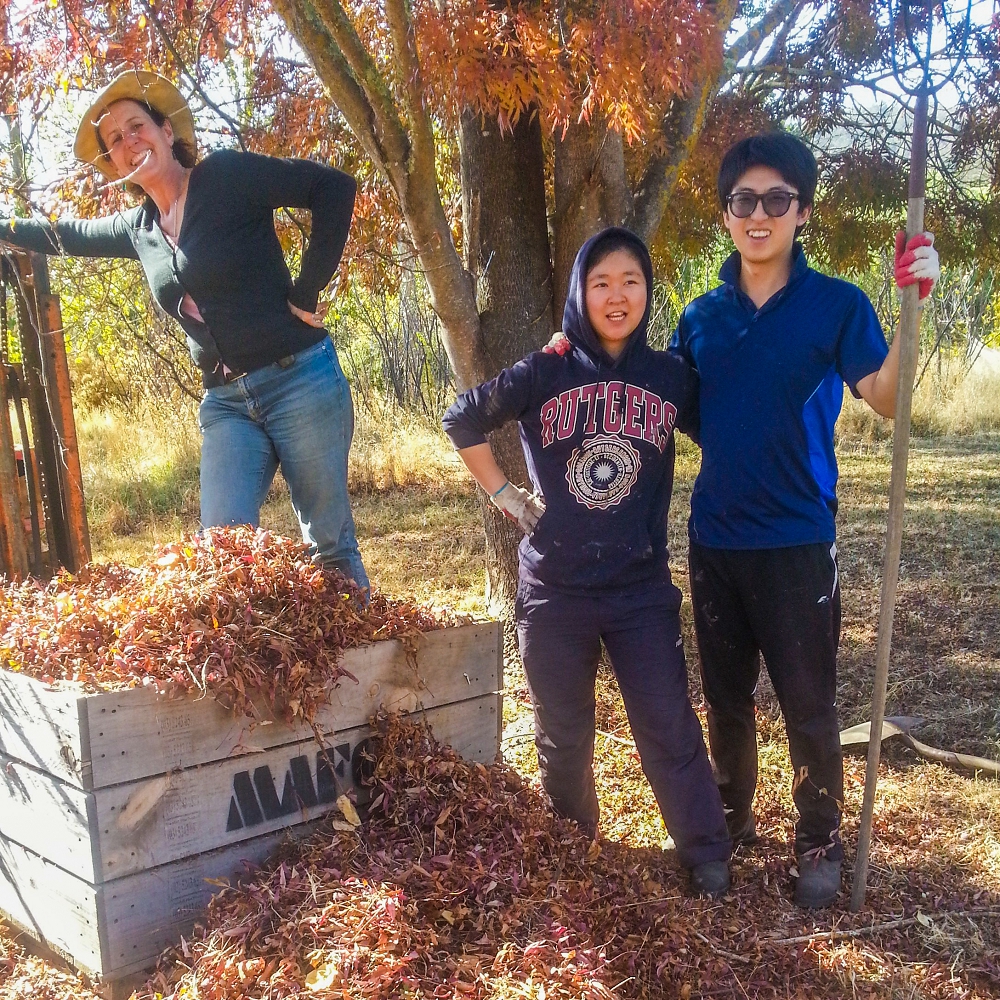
[717,132,818,231]
[95,99,197,195]
[585,232,646,276]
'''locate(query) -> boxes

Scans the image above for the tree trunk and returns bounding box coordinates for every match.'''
[459,106,553,616]
[271,0,487,391]
[552,117,633,323]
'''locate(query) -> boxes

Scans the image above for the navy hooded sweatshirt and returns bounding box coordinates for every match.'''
[442,228,699,596]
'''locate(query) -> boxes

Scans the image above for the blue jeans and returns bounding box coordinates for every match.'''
[198,338,369,591]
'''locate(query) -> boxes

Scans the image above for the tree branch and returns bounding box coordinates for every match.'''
[727,0,810,67]
[768,908,1000,946]
[629,0,740,242]
[630,87,714,243]
[739,0,810,91]
[272,0,483,390]
[309,0,412,180]
[268,0,389,176]
[138,0,248,151]
[384,0,435,179]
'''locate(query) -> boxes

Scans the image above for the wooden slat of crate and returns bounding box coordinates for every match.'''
[0,690,501,985]
[0,667,85,785]
[86,623,500,790]
[0,622,500,790]
[0,832,102,972]
[0,753,96,881]
[0,818,326,983]
[0,692,498,884]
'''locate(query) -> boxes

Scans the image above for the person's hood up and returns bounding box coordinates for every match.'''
[561,226,654,368]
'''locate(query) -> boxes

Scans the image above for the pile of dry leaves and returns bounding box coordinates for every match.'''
[0,527,461,724]
[135,716,1000,1000]
[0,923,101,1000]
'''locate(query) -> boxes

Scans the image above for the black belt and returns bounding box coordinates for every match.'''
[220,353,296,384]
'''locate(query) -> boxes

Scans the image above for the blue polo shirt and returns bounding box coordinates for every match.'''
[671,245,888,549]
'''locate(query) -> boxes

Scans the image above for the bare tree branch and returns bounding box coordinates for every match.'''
[727,0,810,66]
[309,0,412,179]
[138,0,248,151]
[270,0,484,389]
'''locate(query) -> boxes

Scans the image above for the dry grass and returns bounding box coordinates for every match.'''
[349,405,466,493]
[78,402,480,593]
[838,367,1000,441]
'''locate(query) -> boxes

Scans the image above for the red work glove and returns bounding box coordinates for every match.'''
[894,231,939,302]
[542,331,572,355]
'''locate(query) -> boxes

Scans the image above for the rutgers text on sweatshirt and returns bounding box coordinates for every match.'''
[442,228,698,595]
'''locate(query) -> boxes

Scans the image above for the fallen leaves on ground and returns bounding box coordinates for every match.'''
[0,527,463,724]
[131,715,999,1000]
[0,925,101,1000]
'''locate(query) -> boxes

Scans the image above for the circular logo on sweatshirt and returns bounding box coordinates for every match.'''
[565,435,641,510]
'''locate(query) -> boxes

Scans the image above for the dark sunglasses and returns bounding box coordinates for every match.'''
[726,190,799,219]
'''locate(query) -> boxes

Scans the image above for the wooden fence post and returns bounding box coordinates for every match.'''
[28,253,91,571]
[0,363,29,578]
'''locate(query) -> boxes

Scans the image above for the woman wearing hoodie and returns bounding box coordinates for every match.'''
[442,228,732,896]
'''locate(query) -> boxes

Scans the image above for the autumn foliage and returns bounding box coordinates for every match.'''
[414,0,719,139]
[0,527,461,725]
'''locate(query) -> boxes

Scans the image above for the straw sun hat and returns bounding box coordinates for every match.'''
[73,70,195,181]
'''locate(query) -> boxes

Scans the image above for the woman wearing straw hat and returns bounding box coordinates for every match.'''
[0,70,368,590]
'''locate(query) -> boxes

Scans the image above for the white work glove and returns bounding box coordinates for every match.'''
[490,481,545,534]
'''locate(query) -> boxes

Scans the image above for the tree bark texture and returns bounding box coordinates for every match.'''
[271,0,486,391]
[460,107,553,615]
[552,118,633,323]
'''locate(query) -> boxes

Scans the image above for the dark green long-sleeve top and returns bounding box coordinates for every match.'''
[0,149,357,386]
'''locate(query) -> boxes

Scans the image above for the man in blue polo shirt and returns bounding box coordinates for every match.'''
[672,132,940,908]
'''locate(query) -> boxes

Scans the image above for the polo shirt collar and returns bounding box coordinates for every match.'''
[718,241,810,297]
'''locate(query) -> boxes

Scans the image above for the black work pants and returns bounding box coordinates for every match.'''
[688,541,844,860]
[516,580,732,869]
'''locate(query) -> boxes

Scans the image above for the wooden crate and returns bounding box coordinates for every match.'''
[0,622,501,988]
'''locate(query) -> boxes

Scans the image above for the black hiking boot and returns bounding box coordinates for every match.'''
[794,856,842,908]
[690,860,731,899]
[726,810,759,847]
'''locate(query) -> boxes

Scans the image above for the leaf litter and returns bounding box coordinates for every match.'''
[0,526,998,998]
[118,716,996,1000]
[0,526,463,725]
